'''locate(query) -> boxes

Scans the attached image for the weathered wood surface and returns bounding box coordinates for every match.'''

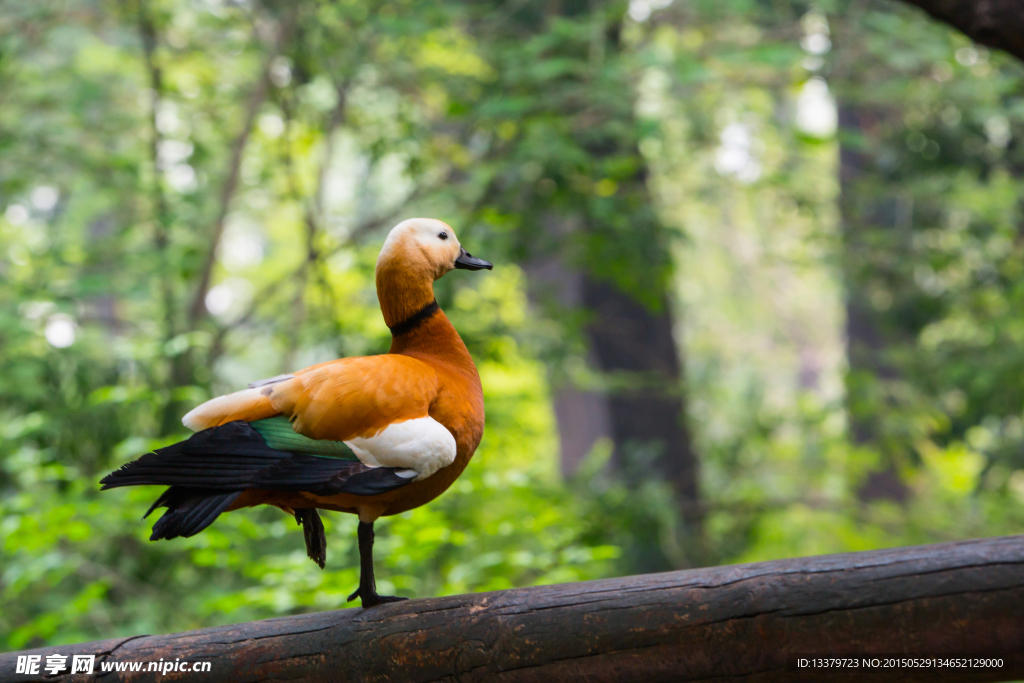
[2,535,1022,683]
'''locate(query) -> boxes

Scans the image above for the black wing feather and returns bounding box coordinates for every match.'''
[252,453,414,496]
[100,421,414,546]
[100,420,413,495]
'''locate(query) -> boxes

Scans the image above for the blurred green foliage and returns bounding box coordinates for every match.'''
[1,0,1024,650]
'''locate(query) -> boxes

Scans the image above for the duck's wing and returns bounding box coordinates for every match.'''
[179,354,455,478]
[101,420,414,496]
[101,355,452,548]
[273,354,441,442]
[99,420,417,549]
[182,354,439,439]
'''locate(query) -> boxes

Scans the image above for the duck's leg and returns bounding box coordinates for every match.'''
[347,521,407,608]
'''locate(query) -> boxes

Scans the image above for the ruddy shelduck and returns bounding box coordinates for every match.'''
[102,218,492,607]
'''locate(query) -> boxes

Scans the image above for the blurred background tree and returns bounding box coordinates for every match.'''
[2,0,1023,649]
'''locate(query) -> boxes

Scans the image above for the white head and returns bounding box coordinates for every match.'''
[376,218,491,282]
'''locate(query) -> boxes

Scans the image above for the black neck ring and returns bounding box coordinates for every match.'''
[388,300,440,337]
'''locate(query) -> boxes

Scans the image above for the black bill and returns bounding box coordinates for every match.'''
[454,247,493,271]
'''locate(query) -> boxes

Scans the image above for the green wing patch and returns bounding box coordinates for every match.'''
[249,416,360,460]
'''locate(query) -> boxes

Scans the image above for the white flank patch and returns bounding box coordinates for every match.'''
[346,416,456,481]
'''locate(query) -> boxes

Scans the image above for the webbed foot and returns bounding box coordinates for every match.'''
[347,586,409,608]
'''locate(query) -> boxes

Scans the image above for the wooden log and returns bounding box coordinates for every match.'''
[2,535,1022,682]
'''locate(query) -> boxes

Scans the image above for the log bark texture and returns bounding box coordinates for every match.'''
[898,0,1024,62]
[2,535,1023,683]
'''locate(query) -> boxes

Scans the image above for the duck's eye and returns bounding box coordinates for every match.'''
[438,231,448,240]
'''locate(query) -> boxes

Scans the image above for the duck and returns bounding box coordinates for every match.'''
[101,218,492,607]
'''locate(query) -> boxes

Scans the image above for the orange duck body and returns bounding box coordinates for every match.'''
[218,310,485,520]
[101,218,492,606]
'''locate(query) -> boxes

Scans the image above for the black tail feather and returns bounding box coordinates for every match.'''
[143,487,179,519]
[295,508,326,569]
[147,487,242,540]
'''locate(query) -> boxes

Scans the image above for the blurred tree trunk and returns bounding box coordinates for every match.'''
[521,4,698,523]
[583,277,696,502]
[464,0,700,550]
[523,252,614,476]
[525,254,696,509]
[838,105,909,502]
